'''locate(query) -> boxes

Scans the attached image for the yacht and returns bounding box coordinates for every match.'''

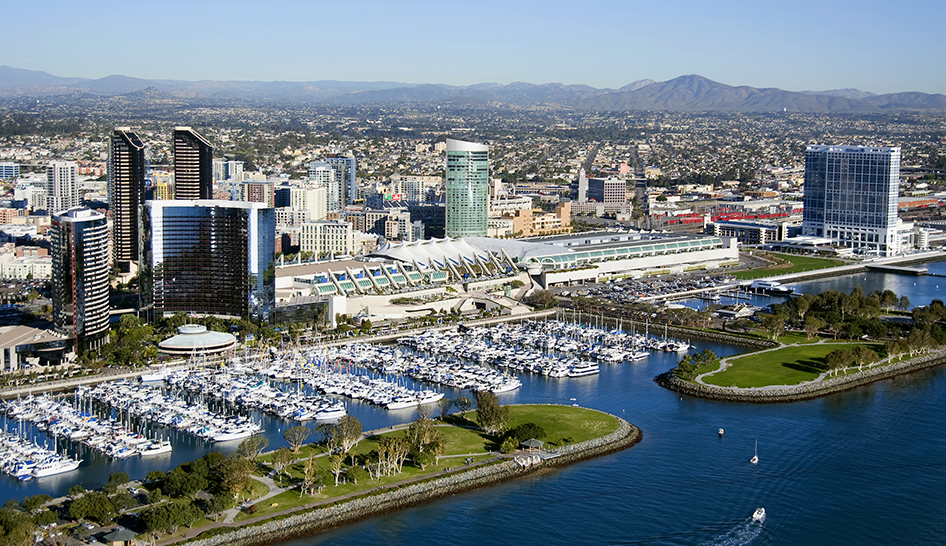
[32,456,82,478]
[568,362,600,377]
[139,439,173,456]
[752,507,766,522]
[749,280,795,295]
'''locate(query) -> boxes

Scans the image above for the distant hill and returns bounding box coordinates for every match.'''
[0,66,943,113]
[571,75,946,113]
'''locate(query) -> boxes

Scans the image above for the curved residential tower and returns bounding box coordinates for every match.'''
[445,138,489,238]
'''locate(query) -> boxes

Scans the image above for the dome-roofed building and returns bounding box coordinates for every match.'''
[157,324,236,357]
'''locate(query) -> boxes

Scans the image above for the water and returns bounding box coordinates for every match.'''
[5,265,946,544]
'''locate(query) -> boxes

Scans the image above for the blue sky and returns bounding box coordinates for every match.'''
[5,0,944,94]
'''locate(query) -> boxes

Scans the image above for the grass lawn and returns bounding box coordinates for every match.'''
[703,342,886,388]
[232,405,618,522]
[733,253,845,280]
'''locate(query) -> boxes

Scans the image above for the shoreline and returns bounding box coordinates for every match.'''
[172,408,640,546]
[654,348,946,403]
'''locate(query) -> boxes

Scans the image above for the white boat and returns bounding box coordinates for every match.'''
[630,351,649,361]
[718,428,724,437]
[32,456,82,477]
[750,439,759,465]
[140,366,171,382]
[568,362,600,377]
[752,507,766,522]
[139,439,173,456]
[749,280,795,295]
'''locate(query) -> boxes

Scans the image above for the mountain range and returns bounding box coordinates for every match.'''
[1,66,944,113]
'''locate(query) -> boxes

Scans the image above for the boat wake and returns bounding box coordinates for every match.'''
[698,516,765,546]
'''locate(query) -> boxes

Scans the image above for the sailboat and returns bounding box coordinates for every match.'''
[750,440,759,465]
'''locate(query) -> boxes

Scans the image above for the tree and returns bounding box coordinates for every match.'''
[146,470,166,482]
[454,396,472,416]
[475,391,510,435]
[22,494,52,513]
[899,295,911,311]
[328,453,346,486]
[345,465,369,484]
[803,316,826,340]
[164,467,207,499]
[68,491,116,525]
[328,415,362,453]
[146,488,163,505]
[499,437,519,454]
[758,313,786,341]
[237,435,269,462]
[271,447,294,478]
[68,485,86,498]
[284,425,312,453]
[218,454,255,502]
[824,349,855,375]
[108,471,130,487]
[436,397,453,420]
[523,290,557,309]
[301,452,329,496]
[110,491,135,514]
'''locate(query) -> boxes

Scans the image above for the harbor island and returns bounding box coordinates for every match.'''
[10,403,639,546]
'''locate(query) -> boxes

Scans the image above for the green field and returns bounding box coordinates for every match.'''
[732,253,844,280]
[239,405,619,521]
[703,342,885,388]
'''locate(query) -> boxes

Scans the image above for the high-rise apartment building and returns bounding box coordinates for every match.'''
[445,138,489,238]
[802,145,901,256]
[173,127,214,200]
[51,207,110,352]
[141,200,275,322]
[325,154,357,207]
[108,127,147,268]
[46,161,79,213]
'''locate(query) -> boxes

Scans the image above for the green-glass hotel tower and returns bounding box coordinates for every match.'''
[445,138,489,238]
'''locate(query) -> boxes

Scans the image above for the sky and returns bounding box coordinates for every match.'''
[4,0,945,94]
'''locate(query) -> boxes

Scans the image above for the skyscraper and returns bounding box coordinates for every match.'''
[802,145,901,256]
[173,127,214,200]
[46,161,79,212]
[108,128,147,269]
[51,207,110,352]
[325,154,357,207]
[445,138,489,238]
[140,200,275,322]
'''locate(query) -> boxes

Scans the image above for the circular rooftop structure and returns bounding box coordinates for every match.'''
[157,324,236,356]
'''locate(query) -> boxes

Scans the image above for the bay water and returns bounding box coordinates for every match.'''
[4,266,946,544]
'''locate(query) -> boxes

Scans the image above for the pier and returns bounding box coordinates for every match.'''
[865,264,928,275]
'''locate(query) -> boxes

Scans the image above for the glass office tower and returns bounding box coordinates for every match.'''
[141,200,275,322]
[802,145,901,256]
[445,138,489,238]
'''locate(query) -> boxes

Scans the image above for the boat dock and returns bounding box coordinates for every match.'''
[865,264,946,278]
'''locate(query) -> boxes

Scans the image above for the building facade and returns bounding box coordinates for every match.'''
[802,145,901,256]
[108,128,147,268]
[445,138,489,238]
[300,220,357,257]
[325,155,357,207]
[46,161,79,213]
[51,208,111,351]
[173,127,214,200]
[141,200,275,322]
[0,162,19,180]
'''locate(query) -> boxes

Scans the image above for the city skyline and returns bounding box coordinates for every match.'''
[2,0,944,95]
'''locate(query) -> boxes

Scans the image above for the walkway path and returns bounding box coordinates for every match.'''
[155,451,508,546]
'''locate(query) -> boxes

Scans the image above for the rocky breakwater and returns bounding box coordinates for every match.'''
[180,409,640,546]
[655,348,946,403]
